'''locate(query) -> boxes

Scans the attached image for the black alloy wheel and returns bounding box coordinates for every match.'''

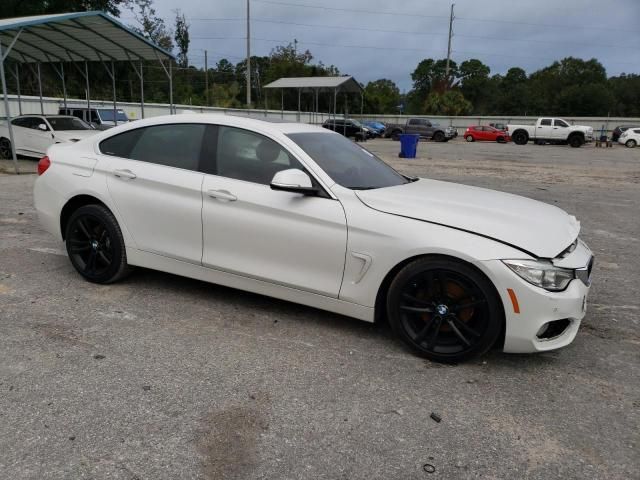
[512,131,528,145]
[433,131,445,142]
[387,258,502,363]
[65,204,131,284]
[0,138,11,159]
[568,135,584,148]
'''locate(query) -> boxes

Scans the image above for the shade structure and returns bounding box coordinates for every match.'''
[0,11,173,64]
[263,76,363,93]
[263,76,364,131]
[0,11,176,174]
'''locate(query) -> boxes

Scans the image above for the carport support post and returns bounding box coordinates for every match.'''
[140,60,145,119]
[333,87,337,125]
[12,64,22,116]
[85,61,91,111]
[111,61,117,126]
[37,62,44,115]
[60,63,67,110]
[0,42,19,174]
[297,88,300,122]
[169,60,174,114]
[280,88,284,119]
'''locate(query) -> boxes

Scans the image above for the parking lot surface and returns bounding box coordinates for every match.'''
[1,139,639,479]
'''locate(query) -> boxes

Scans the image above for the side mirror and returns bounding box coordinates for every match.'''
[38,123,48,131]
[270,169,318,196]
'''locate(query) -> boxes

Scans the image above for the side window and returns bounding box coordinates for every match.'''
[408,119,419,126]
[634,129,640,134]
[129,124,206,170]
[540,119,552,126]
[11,118,27,127]
[215,126,304,185]
[90,110,100,124]
[100,129,143,158]
[554,119,569,128]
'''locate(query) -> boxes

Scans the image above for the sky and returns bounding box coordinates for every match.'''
[125,0,640,91]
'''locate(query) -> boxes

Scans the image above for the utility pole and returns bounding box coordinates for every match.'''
[246,0,251,107]
[204,50,209,106]
[445,3,455,84]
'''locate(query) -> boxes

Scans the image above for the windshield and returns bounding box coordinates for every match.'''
[287,132,409,190]
[351,119,363,128]
[99,109,128,122]
[47,117,92,131]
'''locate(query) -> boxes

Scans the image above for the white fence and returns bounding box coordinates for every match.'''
[2,94,639,134]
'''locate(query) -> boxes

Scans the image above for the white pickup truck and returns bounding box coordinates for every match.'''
[508,118,593,148]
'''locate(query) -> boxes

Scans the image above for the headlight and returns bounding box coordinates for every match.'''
[502,260,574,292]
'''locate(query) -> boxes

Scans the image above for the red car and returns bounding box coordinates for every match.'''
[464,126,510,143]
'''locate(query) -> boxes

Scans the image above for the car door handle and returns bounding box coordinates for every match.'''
[207,189,237,202]
[113,169,137,179]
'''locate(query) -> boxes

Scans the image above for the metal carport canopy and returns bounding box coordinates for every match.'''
[263,76,363,126]
[0,11,175,174]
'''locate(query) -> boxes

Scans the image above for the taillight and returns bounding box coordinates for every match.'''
[37,156,51,176]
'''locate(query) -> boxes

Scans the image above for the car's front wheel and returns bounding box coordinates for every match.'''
[65,204,132,284]
[387,257,503,363]
[433,131,445,142]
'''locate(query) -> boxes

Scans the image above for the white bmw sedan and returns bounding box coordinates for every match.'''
[0,115,97,159]
[33,114,594,363]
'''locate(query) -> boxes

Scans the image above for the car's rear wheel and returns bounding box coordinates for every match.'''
[387,257,503,363]
[391,130,402,141]
[65,204,132,284]
[0,138,11,159]
[625,139,637,148]
[465,135,474,142]
[496,136,505,143]
[433,131,445,142]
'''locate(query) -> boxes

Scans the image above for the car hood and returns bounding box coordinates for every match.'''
[53,130,99,142]
[355,179,580,258]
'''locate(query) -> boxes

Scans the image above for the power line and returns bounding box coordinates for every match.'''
[253,0,637,34]
[253,0,449,19]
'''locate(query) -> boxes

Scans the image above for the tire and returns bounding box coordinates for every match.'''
[496,136,505,143]
[433,131,445,142]
[65,204,132,284]
[465,135,474,142]
[512,131,528,145]
[568,134,584,148]
[391,130,402,141]
[386,257,503,363]
[0,137,11,159]
[625,139,637,148]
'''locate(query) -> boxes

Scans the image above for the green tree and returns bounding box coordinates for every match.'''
[129,0,173,51]
[364,79,401,114]
[459,59,491,113]
[173,10,190,68]
[424,90,471,116]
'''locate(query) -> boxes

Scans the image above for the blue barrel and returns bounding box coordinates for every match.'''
[399,134,420,158]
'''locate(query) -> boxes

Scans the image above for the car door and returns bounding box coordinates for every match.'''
[99,123,206,264]
[9,118,31,152]
[553,119,569,140]
[28,117,55,155]
[200,125,347,297]
[537,118,553,139]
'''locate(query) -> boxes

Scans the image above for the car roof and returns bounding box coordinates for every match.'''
[103,113,329,135]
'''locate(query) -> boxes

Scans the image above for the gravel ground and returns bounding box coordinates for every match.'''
[0,139,639,479]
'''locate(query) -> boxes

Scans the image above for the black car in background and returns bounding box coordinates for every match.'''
[612,125,639,142]
[322,119,367,141]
